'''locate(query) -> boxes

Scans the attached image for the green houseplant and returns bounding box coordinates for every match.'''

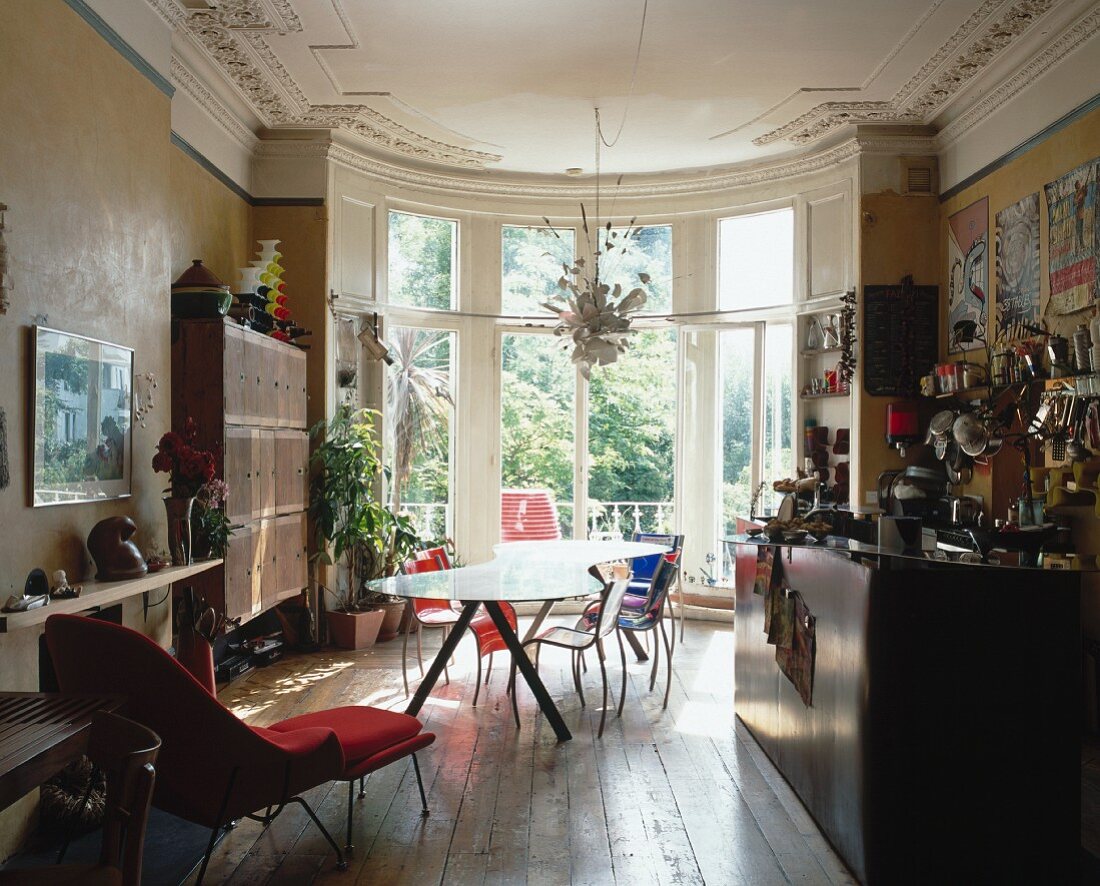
[310,405,405,649]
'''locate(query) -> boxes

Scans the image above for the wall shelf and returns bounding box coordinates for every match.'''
[800,346,843,357]
[800,391,849,400]
[0,560,222,633]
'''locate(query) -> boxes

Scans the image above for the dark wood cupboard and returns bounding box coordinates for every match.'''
[172,318,309,625]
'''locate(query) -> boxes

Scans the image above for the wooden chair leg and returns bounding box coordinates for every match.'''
[616,629,627,718]
[660,619,673,709]
[597,637,609,739]
[486,652,493,684]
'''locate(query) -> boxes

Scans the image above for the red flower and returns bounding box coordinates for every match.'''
[180,449,206,481]
[158,431,183,455]
[183,416,198,442]
[152,451,172,473]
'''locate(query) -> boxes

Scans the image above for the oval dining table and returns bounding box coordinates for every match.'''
[367,539,669,742]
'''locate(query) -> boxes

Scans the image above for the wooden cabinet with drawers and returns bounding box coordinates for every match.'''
[172,318,310,625]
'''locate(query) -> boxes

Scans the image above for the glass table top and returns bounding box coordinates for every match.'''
[367,539,671,602]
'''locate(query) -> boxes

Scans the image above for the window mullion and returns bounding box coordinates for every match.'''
[575,366,589,540]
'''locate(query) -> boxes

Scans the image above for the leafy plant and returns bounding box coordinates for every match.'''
[310,405,423,612]
[386,328,454,510]
[194,479,231,559]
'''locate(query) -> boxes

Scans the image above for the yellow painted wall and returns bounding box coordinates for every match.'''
[0,0,251,857]
[169,148,253,290]
[252,205,330,431]
[938,104,1100,717]
[857,191,941,500]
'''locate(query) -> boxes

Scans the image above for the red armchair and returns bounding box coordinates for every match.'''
[45,615,435,883]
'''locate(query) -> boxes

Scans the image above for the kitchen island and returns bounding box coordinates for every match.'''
[728,534,1083,885]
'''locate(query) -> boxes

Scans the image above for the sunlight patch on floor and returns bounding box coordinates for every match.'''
[689,628,735,693]
[674,698,734,737]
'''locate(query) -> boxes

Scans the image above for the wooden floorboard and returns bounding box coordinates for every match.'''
[193,619,853,885]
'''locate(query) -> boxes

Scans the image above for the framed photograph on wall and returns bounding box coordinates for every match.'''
[31,326,134,506]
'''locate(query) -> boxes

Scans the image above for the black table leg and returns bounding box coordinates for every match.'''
[484,600,572,742]
[624,631,649,662]
[405,602,479,719]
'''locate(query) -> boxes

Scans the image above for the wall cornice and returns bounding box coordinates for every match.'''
[170,56,259,153]
[933,2,1100,151]
[256,137,878,200]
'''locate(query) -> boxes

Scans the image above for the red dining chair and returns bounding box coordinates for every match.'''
[44,615,435,882]
[402,554,460,695]
[402,551,518,706]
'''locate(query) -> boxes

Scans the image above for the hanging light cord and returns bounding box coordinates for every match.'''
[596,0,650,149]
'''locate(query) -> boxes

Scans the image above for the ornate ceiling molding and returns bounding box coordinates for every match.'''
[256,136,869,200]
[755,0,1056,147]
[170,56,259,152]
[934,2,1100,150]
[153,0,501,169]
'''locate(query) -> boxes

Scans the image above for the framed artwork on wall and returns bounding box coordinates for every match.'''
[31,326,134,506]
[947,197,989,353]
[1044,157,1098,316]
[994,192,1041,341]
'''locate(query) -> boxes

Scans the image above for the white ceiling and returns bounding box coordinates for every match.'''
[159,0,1086,176]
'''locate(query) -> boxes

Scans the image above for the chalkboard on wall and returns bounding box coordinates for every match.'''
[863,279,939,396]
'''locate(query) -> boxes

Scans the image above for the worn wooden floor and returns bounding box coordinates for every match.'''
[185,619,856,885]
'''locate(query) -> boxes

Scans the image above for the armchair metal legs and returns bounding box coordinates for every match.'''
[345,753,429,854]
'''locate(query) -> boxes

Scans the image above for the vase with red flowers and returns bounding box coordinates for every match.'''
[152,418,216,565]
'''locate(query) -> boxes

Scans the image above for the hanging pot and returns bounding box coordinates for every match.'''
[926,409,956,445]
[952,412,989,458]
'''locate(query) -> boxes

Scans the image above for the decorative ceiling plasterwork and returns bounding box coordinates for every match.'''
[170,57,259,152]
[755,0,1056,146]
[254,135,921,201]
[150,0,500,169]
[934,2,1100,148]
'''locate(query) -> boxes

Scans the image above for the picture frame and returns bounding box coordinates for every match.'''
[31,326,134,506]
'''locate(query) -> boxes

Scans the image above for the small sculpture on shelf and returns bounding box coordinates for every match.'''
[49,570,82,600]
[2,568,50,613]
[87,516,148,581]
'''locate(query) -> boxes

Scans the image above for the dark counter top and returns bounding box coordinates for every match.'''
[722,533,1097,572]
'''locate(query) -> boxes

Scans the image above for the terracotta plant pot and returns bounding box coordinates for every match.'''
[326,608,384,650]
[374,600,409,642]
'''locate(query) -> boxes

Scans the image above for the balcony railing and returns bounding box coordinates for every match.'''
[400,499,674,542]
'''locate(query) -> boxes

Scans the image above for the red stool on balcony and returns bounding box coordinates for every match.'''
[501,489,563,542]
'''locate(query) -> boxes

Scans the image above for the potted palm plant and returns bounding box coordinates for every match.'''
[310,405,398,649]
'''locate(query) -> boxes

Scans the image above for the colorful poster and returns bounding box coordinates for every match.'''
[947,197,989,352]
[1045,159,1099,315]
[994,193,1041,340]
